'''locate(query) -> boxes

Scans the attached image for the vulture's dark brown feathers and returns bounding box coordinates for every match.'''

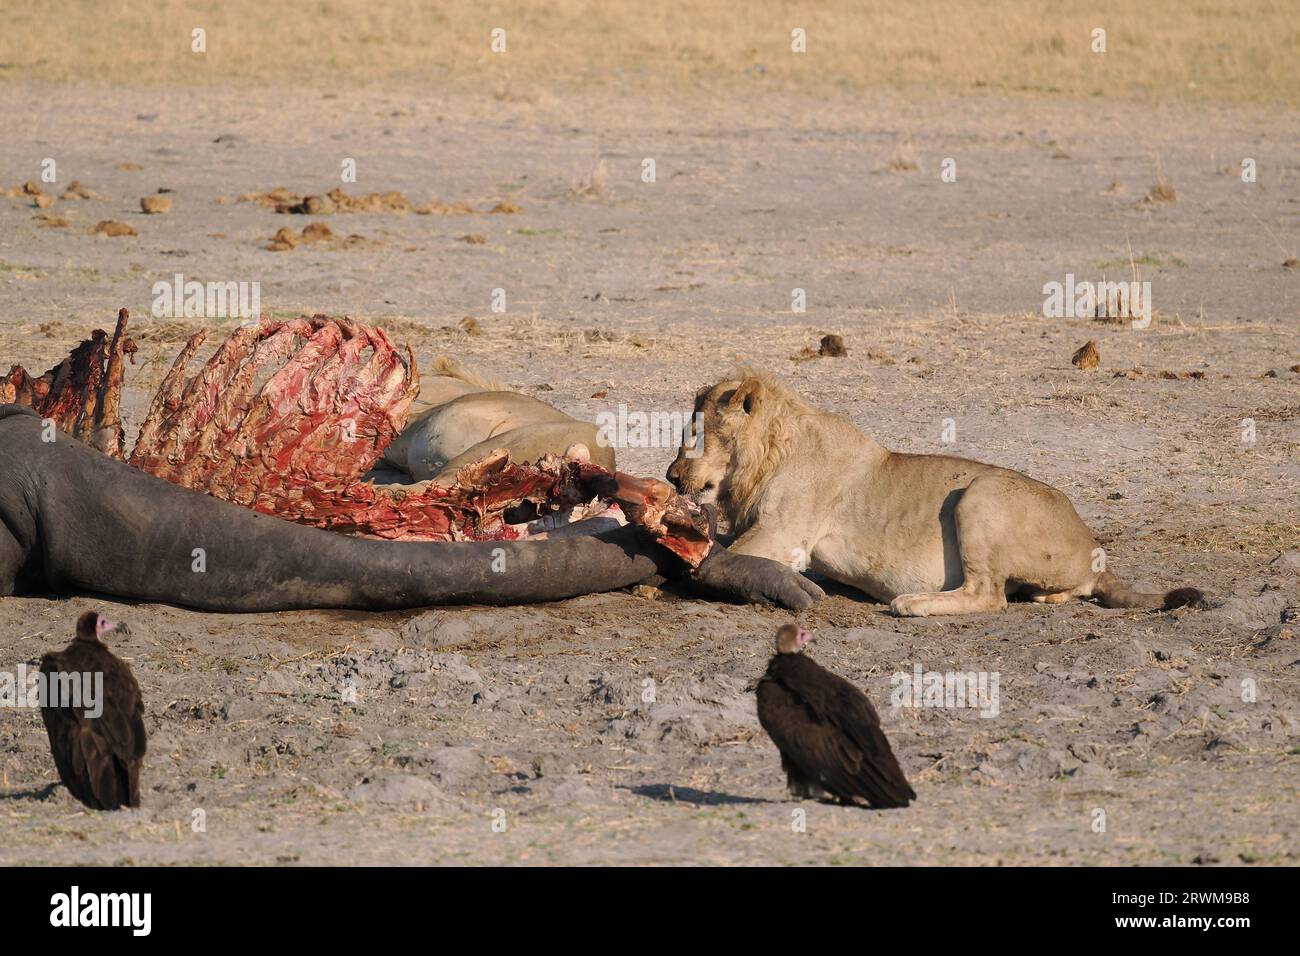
[39,611,146,810]
[756,625,914,809]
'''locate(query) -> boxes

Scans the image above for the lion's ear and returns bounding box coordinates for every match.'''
[729,378,764,415]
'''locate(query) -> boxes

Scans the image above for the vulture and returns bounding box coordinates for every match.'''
[39,611,146,810]
[756,624,914,809]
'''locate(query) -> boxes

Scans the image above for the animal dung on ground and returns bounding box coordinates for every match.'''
[1114,368,1208,381]
[239,185,299,207]
[308,188,410,214]
[791,333,850,362]
[240,186,476,216]
[416,199,478,215]
[301,221,336,243]
[288,195,336,215]
[268,226,298,251]
[1072,340,1100,370]
[62,180,97,200]
[818,334,848,357]
[266,221,360,251]
[140,196,172,214]
[94,220,137,237]
[755,625,915,809]
[39,611,147,811]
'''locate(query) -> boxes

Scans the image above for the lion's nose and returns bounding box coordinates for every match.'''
[665,460,681,489]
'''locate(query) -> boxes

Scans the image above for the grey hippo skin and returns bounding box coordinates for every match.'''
[0,405,822,612]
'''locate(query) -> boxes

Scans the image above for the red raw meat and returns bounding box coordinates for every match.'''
[0,308,136,458]
[3,310,714,565]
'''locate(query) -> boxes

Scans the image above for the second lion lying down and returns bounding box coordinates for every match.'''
[667,371,1202,617]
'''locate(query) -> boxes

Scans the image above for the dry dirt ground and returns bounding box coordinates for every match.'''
[0,86,1297,865]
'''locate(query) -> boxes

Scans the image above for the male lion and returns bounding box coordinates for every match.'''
[666,371,1202,617]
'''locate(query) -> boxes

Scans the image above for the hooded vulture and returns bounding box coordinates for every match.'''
[39,611,146,810]
[756,624,914,808]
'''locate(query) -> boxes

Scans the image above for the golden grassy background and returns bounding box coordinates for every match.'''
[2,0,1295,103]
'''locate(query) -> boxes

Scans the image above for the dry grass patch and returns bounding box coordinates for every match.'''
[1144,173,1178,204]
[882,138,920,172]
[567,159,609,200]
[1071,340,1101,370]
[1167,523,1300,556]
[3,1,1294,104]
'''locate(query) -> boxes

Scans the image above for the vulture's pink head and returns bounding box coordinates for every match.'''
[76,611,128,643]
[774,624,813,654]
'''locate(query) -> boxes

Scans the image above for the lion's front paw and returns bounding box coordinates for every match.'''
[889,594,930,617]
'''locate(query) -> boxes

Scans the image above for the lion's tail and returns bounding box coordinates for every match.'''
[428,355,502,392]
[1093,572,1203,611]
